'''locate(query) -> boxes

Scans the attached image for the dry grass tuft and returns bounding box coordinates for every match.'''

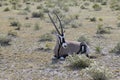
[66,54,92,69]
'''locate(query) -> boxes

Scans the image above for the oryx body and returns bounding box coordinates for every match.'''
[54,40,90,59]
[48,13,90,60]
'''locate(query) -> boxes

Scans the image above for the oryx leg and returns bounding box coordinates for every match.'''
[85,45,90,58]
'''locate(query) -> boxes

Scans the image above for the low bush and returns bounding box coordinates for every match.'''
[7,30,17,37]
[34,23,41,30]
[4,7,10,11]
[0,34,11,46]
[110,42,120,55]
[95,45,102,54]
[117,22,120,27]
[10,21,21,27]
[96,24,111,34]
[77,35,90,45]
[92,4,102,11]
[39,33,53,42]
[88,63,110,80]
[32,11,44,18]
[66,54,92,69]
[90,17,96,22]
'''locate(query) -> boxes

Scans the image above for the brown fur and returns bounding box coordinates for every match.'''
[54,40,90,58]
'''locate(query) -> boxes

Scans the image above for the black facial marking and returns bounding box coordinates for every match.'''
[62,37,65,43]
[58,35,66,45]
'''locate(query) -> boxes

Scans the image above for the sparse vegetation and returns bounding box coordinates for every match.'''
[95,45,102,54]
[52,7,61,14]
[10,21,21,27]
[0,3,2,7]
[77,35,90,45]
[32,11,44,18]
[110,1,120,11]
[24,6,30,12]
[110,42,120,55]
[0,34,11,46]
[39,33,53,42]
[34,23,41,30]
[45,42,53,51]
[117,22,120,27]
[4,7,10,11]
[50,29,56,34]
[92,4,102,11]
[98,18,103,21]
[66,54,92,69]
[24,23,32,28]
[0,0,119,80]
[7,30,17,37]
[36,5,43,9]
[63,6,69,12]
[88,63,110,80]
[71,22,79,28]
[96,24,111,34]
[90,17,96,22]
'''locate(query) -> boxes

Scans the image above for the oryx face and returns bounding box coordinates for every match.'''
[57,34,67,48]
[48,12,68,49]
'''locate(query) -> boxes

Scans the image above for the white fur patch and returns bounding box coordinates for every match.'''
[52,56,57,60]
[62,43,67,48]
[60,57,65,60]
[86,46,90,54]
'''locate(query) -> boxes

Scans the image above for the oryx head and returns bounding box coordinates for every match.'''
[48,12,67,48]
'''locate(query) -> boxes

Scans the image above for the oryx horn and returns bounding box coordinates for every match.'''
[48,13,61,35]
[54,12,64,36]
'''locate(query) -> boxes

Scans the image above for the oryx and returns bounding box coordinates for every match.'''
[48,13,90,60]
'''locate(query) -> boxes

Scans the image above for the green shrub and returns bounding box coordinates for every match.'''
[92,4,102,11]
[17,11,28,15]
[110,4,120,11]
[0,34,11,46]
[24,23,31,28]
[90,17,96,22]
[39,33,53,42]
[0,3,2,7]
[117,22,120,27]
[46,3,55,8]
[50,29,56,34]
[77,35,90,45]
[110,42,120,55]
[34,23,41,30]
[88,63,110,80]
[95,45,102,54]
[43,8,49,13]
[10,21,21,27]
[75,15,79,20]
[80,5,86,9]
[96,24,111,34]
[63,6,69,12]
[45,42,53,51]
[32,11,44,18]
[66,54,92,69]
[101,2,107,5]
[24,6,30,12]
[52,8,61,14]
[4,7,10,11]
[98,18,103,21]
[71,22,79,28]
[36,5,43,9]
[7,30,17,37]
